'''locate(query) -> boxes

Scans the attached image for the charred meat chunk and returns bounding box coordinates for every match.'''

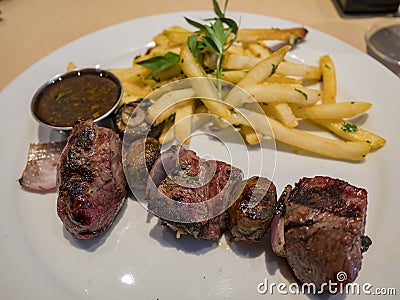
[57,120,127,239]
[147,145,243,240]
[227,176,277,243]
[271,176,369,292]
[123,137,161,191]
[113,99,162,141]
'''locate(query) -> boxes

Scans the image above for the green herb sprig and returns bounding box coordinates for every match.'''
[185,0,239,99]
[136,51,180,80]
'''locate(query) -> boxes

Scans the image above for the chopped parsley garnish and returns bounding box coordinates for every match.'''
[271,63,277,76]
[294,88,308,100]
[341,122,358,133]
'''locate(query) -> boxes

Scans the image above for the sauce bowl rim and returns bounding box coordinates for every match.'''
[30,67,124,131]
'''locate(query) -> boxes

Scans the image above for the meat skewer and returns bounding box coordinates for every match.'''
[20,112,372,291]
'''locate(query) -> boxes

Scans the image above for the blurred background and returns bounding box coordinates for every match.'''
[0,0,399,90]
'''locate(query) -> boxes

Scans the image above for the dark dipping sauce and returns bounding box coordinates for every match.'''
[32,69,122,128]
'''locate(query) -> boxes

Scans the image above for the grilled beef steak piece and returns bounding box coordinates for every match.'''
[123,137,161,191]
[147,145,243,240]
[57,120,127,239]
[227,176,277,243]
[271,176,369,291]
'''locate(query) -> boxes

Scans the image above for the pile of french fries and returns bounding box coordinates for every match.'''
[97,24,385,161]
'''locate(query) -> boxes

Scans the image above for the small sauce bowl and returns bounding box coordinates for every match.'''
[31,68,123,131]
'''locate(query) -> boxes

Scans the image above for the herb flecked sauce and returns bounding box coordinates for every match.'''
[33,74,119,127]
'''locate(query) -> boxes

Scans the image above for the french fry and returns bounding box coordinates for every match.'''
[241,125,262,145]
[291,102,372,119]
[222,54,260,70]
[276,61,322,80]
[109,65,151,82]
[226,45,246,55]
[180,43,231,119]
[262,103,298,128]
[219,71,301,85]
[162,25,192,46]
[122,82,152,101]
[266,74,302,85]
[243,42,272,59]
[219,70,248,83]
[320,55,337,104]
[236,46,291,86]
[174,99,195,144]
[242,82,322,106]
[120,92,140,106]
[153,33,176,48]
[146,88,195,125]
[312,119,386,149]
[109,21,385,161]
[224,46,291,107]
[232,109,371,161]
[236,27,308,43]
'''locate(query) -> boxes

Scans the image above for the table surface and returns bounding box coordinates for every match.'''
[0,0,397,90]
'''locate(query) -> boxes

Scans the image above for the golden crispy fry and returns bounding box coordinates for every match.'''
[180,43,231,119]
[276,61,322,80]
[109,65,151,82]
[120,92,140,106]
[236,27,308,43]
[320,55,337,104]
[146,88,195,125]
[222,54,260,70]
[162,25,192,46]
[153,33,170,47]
[174,99,195,144]
[217,71,301,85]
[242,82,322,106]
[291,102,372,119]
[224,46,291,107]
[231,109,371,161]
[108,22,384,161]
[226,45,246,55]
[237,46,290,86]
[312,119,386,149]
[243,42,272,59]
[241,125,262,145]
[262,103,298,128]
[217,70,247,83]
[121,82,152,102]
[266,74,302,85]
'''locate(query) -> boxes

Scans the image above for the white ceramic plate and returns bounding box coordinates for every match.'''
[1,11,399,299]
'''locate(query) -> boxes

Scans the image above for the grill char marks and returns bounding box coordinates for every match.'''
[227,176,277,243]
[57,120,126,239]
[273,176,368,291]
[147,146,243,240]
